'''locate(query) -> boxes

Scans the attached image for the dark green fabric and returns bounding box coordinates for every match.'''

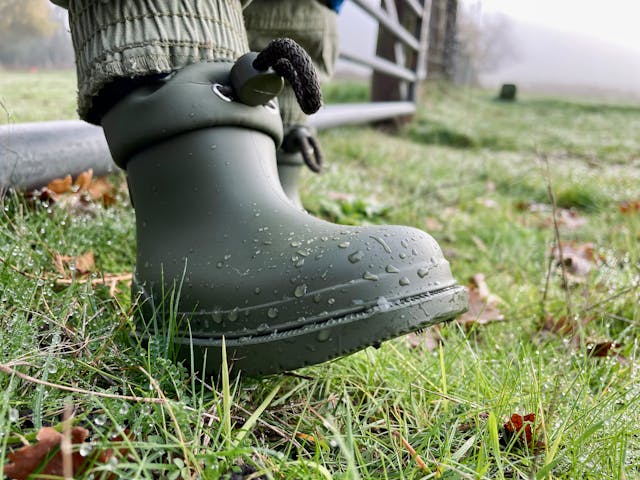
[54,0,249,122]
[244,0,338,128]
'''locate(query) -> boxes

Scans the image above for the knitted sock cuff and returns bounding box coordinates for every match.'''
[67,0,249,122]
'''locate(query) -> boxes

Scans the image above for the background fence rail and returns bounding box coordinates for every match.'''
[0,0,461,189]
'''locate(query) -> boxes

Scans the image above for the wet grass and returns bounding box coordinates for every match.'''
[1,71,640,479]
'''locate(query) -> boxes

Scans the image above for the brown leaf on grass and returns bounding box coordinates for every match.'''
[74,169,93,192]
[551,242,601,282]
[502,413,544,451]
[457,273,504,325]
[53,251,95,277]
[586,340,622,358]
[47,175,73,194]
[425,217,443,232]
[4,427,89,479]
[4,427,130,480]
[541,314,593,337]
[619,200,640,214]
[406,325,442,352]
[28,171,119,212]
[550,209,588,230]
[518,202,587,230]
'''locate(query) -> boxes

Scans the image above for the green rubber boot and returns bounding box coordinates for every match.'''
[102,61,467,376]
[277,125,323,210]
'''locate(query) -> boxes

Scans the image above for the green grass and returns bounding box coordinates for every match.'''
[1,70,640,479]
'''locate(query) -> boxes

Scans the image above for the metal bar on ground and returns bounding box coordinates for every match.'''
[0,102,416,189]
[309,102,416,130]
[339,51,417,82]
[0,121,113,190]
[350,0,420,50]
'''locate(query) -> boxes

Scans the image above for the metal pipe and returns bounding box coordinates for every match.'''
[339,51,417,82]
[0,102,415,189]
[0,120,114,190]
[350,0,420,50]
[309,102,416,129]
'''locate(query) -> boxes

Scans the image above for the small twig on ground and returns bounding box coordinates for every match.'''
[539,152,574,319]
[61,403,74,480]
[392,431,429,472]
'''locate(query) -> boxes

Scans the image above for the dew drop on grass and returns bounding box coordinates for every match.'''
[119,403,129,415]
[9,408,19,422]
[79,443,92,457]
[47,363,58,374]
[94,414,107,426]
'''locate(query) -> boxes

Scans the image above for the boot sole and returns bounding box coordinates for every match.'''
[168,284,468,376]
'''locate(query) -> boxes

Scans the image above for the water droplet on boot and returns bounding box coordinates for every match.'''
[327,298,335,305]
[313,294,322,303]
[228,307,239,322]
[418,267,430,278]
[386,265,400,273]
[399,252,408,259]
[370,235,392,253]
[348,251,364,263]
[294,284,308,298]
[317,330,330,342]
[267,307,279,319]
[399,277,411,286]
[401,239,409,248]
[363,271,379,281]
[290,241,301,247]
[338,241,350,249]
[295,259,305,268]
[254,287,261,294]
[377,296,392,312]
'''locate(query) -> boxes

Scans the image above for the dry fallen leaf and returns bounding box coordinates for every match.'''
[53,251,95,277]
[47,175,73,194]
[28,171,119,212]
[406,325,442,352]
[74,169,93,192]
[551,242,601,283]
[586,340,622,358]
[518,202,587,230]
[457,273,504,326]
[502,413,544,451]
[425,217,443,232]
[619,200,640,214]
[4,426,130,480]
[4,427,89,479]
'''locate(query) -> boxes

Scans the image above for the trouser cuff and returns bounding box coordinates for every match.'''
[67,0,249,123]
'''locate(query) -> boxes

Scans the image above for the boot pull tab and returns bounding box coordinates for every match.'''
[231,38,323,115]
[282,126,324,173]
[230,52,284,107]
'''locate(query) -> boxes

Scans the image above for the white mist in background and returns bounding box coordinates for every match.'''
[337,0,640,100]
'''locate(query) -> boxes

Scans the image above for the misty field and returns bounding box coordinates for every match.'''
[1,70,640,479]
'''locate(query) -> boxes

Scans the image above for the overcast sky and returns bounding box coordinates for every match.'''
[337,0,640,98]
[474,0,640,53]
